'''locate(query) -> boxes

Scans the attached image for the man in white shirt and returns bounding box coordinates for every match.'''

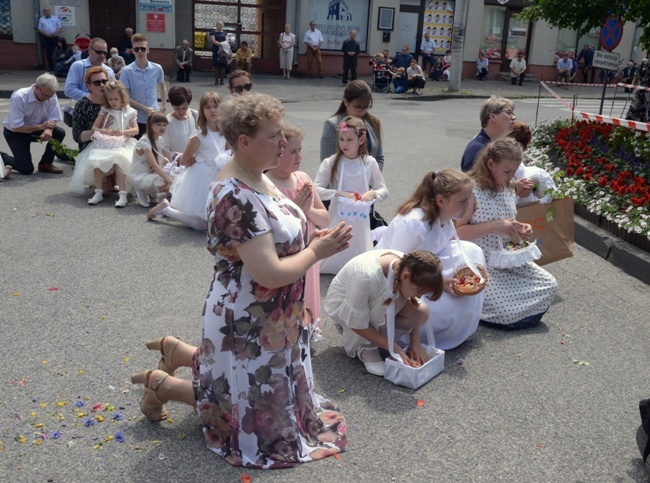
[38,6,62,72]
[420,33,437,74]
[510,51,527,86]
[64,37,115,100]
[557,52,573,90]
[303,21,323,78]
[2,74,66,174]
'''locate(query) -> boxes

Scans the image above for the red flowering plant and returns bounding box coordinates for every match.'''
[526,119,650,240]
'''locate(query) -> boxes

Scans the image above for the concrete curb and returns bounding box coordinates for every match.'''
[574,215,650,284]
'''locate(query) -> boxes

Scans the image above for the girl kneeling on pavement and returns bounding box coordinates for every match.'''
[324,250,443,376]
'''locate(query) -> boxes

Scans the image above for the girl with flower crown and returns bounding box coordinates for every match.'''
[314,116,388,274]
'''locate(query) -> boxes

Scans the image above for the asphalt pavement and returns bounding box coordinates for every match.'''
[1,70,650,482]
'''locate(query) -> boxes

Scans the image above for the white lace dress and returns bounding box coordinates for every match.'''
[69,107,137,194]
[376,208,485,349]
[170,128,228,219]
[468,186,557,327]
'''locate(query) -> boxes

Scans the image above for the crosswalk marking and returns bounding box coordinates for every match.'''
[518,97,632,115]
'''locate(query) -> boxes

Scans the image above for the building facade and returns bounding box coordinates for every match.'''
[0,0,646,80]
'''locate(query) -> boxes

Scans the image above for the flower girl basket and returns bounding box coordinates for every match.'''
[488,236,541,269]
[449,225,489,296]
[383,260,445,390]
[335,157,374,222]
[90,112,127,150]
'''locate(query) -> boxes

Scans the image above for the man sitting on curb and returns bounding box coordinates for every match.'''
[557,52,573,90]
[2,73,66,174]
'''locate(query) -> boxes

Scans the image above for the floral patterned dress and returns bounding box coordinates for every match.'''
[194,178,348,469]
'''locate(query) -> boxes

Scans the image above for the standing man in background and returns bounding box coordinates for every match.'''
[341,30,360,85]
[38,6,62,73]
[303,21,323,79]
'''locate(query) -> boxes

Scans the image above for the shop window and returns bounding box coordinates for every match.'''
[555,28,577,63]
[0,0,12,39]
[480,5,505,60]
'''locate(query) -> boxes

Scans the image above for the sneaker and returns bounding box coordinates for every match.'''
[88,189,103,205]
[136,190,150,208]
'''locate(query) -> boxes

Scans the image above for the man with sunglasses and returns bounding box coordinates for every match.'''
[3,74,66,174]
[120,33,167,138]
[64,37,115,100]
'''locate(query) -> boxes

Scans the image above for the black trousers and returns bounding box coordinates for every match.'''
[176,65,192,82]
[343,55,358,82]
[41,34,59,71]
[3,126,65,174]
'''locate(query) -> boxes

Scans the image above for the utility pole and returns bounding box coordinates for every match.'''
[449,0,467,92]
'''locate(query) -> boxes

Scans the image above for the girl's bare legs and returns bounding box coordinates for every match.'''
[147,199,207,231]
[115,166,128,207]
[88,168,105,204]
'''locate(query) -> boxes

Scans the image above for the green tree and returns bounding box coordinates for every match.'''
[519,0,650,49]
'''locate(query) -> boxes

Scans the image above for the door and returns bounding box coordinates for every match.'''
[88,0,136,51]
[193,0,285,73]
[396,11,419,57]
[500,9,530,71]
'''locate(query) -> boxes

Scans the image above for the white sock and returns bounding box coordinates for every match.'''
[161,206,207,231]
[88,189,103,205]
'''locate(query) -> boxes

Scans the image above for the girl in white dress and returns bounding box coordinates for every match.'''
[457,138,557,330]
[325,250,443,376]
[161,85,198,179]
[314,116,388,274]
[376,169,486,350]
[69,80,138,207]
[148,92,229,231]
[130,112,174,206]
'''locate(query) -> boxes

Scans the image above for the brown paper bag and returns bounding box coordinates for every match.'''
[516,198,574,265]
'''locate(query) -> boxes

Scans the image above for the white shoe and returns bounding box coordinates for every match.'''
[88,189,103,205]
[357,347,385,376]
[115,191,128,208]
[136,190,150,208]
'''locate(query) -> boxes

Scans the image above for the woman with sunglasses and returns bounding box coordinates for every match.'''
[320,80,384,171]
[228,70,253,96]
[71,66,117,193]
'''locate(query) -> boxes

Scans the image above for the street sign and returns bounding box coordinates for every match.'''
[600,15,624,51]
[592,50,621,71]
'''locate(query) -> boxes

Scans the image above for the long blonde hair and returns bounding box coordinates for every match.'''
[329,116,369,186]
[197,92,221,136]
[469,137,523,192]
[396,169,473,226]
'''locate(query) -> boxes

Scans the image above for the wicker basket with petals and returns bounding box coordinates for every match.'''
[452,264,489,296]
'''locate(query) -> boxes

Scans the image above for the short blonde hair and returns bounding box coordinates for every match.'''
[218,93,284,151]
[282,123,304,141]
[480,96,515,128]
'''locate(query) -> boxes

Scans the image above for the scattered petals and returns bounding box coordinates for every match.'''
[122,357,129,363]
[39,403,47,408]
[536,443,547,448]
[158,454,165,460]
[75,401,85,408]
[35,423,43,428]
[48,287,59,291]
[113,412,122,421]
[96,415,104,423]
[166,418,173,424]
[42,360,47,365]
[103,435,113,443]
[92,403,103,412]
[51,431,61,440]
[178,433,187,440]
[56,401,67,408]
[83,417,96,427]
[337,389,346,393]
[13,292,20,297]
[78,369,85,375]
[93,444,101,450]
[19,379,26,387]
[416,399,425,407]
[114,431,124,443]
[241,475,252,483]
[15,436,26,443]
[456,358,465,366]
[333,453,341,460]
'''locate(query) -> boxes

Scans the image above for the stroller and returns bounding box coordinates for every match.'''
[371,66,392,93]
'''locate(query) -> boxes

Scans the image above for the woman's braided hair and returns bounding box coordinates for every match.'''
[384,250,444,305]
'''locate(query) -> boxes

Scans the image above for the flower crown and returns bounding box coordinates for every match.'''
[339,121,366,137]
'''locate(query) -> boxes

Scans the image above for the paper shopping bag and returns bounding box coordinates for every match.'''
[516,198,574,265]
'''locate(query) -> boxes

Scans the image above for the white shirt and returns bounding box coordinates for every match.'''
[303,28,323,48]
[39,14,61,35]
[510,58,526,75]
[420,39,437,53]
[3,85,62,131]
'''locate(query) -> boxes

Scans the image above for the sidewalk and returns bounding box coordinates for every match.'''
[1,68,648,284]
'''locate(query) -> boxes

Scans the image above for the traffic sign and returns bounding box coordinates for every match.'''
[592,50,621,71]
[600,15,624,51]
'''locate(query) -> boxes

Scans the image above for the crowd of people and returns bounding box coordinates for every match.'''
[2,19,564,467]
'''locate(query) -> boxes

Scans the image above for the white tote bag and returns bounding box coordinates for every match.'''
[383,261,444,390]
[335,157,374,222]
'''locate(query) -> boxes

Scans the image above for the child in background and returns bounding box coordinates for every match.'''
[266,124,330,337]
[69,80,138,207]
[456,137,557,330]
[325,250,444,376]
[161,85,198,179]
[314,116,388,274]
[376,170,485,350]
[148,92,229,231]
[130,111,174,206]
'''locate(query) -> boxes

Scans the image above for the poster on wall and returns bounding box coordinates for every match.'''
[146,13,165,33]
[55,6,76,27]
[422,0,454,54]
[308,0,369,51]
[139,0,172,14]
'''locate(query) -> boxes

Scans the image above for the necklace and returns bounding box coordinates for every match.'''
[232,159,279,197]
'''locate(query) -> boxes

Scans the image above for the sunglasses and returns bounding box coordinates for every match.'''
[91,47,109,56]
[233,83,253,93]
[90,79,108,86]
[133,46,147,52]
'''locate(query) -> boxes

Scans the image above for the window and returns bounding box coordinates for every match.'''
[555,28,577,63]
[480,5,505,60]
[0,0,12,39]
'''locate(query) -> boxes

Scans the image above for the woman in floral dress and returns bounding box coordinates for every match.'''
[131,93,352,469]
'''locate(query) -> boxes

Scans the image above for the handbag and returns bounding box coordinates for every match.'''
[516,198,574,265]
[63,104,74,127]
[383,260,445,390]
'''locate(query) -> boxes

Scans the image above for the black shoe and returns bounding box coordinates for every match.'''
[342,80,347,84]
[319,75,323,79]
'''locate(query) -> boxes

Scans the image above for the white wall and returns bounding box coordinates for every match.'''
[528,20,556,66]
